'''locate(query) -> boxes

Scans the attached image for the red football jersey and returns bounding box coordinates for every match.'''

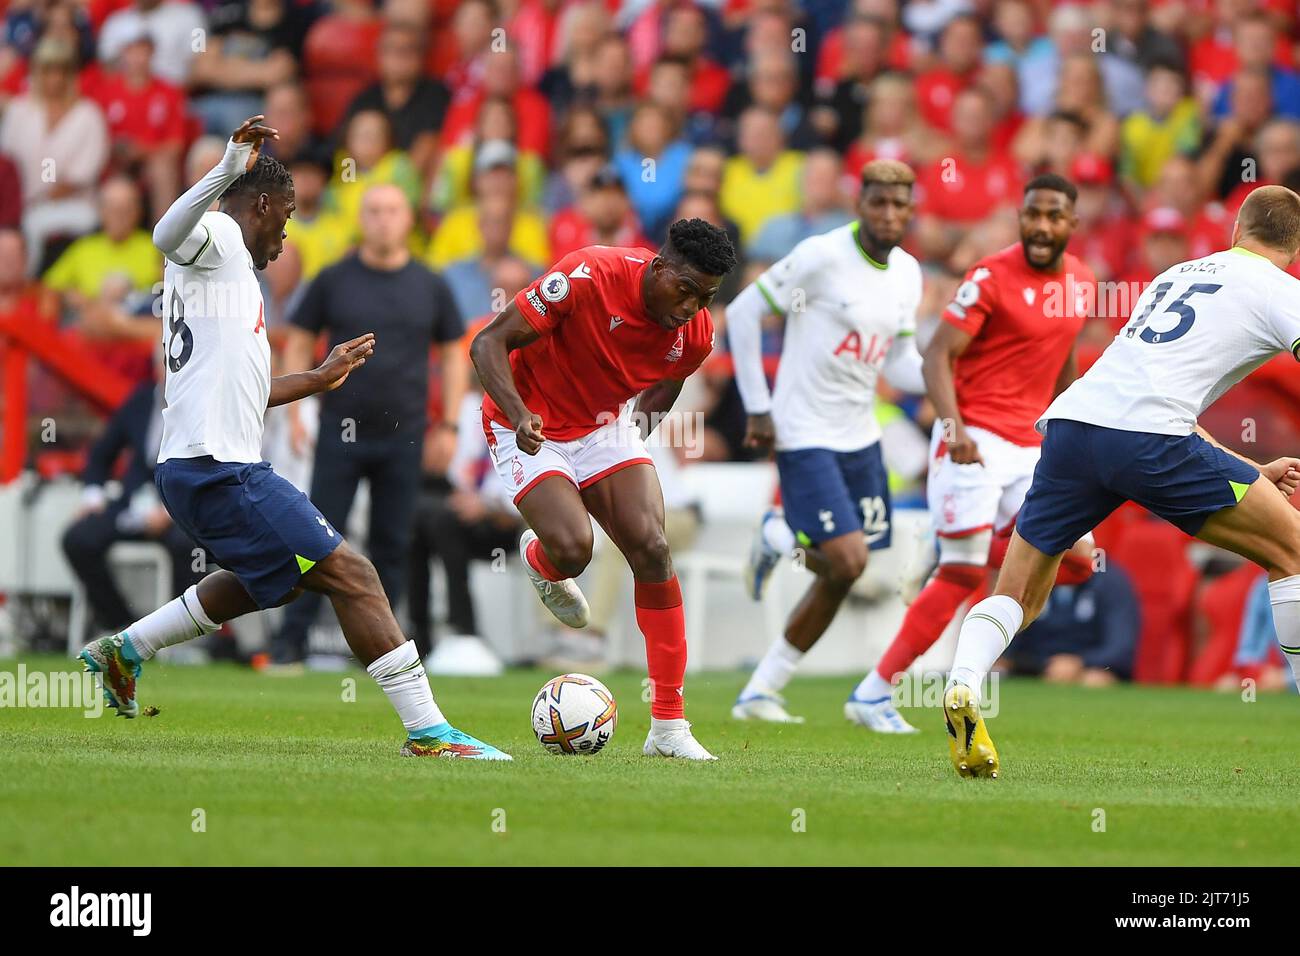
[942,244,1094,447]
[482,246,715,441]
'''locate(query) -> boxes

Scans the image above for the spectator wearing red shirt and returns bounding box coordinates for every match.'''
[915,86,1023,260]
[440,46,552,160]
[503,0,560,89]
[442,0,496,99]
[915,14,983,133]
[815,15,891,151]
[1191,1,1295,94]
[1147,154,1233,259]
[842,73,948,180]
[549,165,650,262]
[655,4,731,116]
[93,28,185,219]
[978,61,1026,155]
[1211,12,1300,121]
[1109,206,1193,331]
[1067,153,1137,283]
[815,0,912,92]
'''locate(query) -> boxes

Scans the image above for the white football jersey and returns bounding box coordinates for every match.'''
[158,210,270,463]
[1042,247,1300,437]
[754,222,922,452]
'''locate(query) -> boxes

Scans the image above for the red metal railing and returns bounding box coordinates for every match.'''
[0,297,135,483]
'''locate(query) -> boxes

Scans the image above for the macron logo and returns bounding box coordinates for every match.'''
[609,315,624,331]
[569,262,592,280]
[50,886,151,936]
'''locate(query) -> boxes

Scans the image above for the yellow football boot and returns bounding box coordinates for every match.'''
[943,683,999,779]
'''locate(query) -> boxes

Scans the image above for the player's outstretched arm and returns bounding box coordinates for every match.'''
[268,333,374,407]
[923,320,983,465]
[152,115,277,262]
[469,302,545,454]
[726,283,778,451]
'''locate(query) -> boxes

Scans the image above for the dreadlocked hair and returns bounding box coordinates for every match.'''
[662,217,738,277]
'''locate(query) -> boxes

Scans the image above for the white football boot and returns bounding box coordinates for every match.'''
[519,529,590,628]
[844,695,920,734]
[643,718,718,760]
[731,691,805,723]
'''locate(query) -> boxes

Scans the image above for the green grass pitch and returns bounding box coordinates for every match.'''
[2,655,1297,866]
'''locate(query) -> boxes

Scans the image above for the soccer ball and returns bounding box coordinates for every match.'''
[531,673,618,755]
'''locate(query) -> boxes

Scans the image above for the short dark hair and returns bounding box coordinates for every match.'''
[220,153,294,202]
[1024,173,1078,204]
[661,217,737,277]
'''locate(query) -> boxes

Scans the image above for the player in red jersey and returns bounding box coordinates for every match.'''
[846,175,1099,729]
[471,218,737,760]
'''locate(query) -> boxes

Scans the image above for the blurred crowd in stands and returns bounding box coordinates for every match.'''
[2,0,1298,686]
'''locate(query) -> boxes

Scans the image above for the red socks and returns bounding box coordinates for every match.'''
[525,538,565,582]
[634,576,686,719]
[875,564,985,681]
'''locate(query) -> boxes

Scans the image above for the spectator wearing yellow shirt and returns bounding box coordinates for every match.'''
[431,96,545,213]
[1121,61,1201,189]
[284,151,352,281]
[324,110,422,242]
[719,107,805,246]
[44,176,159,306]
[427,141,550,268]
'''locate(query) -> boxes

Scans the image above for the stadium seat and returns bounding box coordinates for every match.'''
[1110,520,1200,684]
[302,15,382,137]
[1187,563,1263,687]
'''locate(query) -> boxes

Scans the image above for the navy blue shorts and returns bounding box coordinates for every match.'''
[775,443,892,549]
[156,457,342,608]
[1017,419,1259,555]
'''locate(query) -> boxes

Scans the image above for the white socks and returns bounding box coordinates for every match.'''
[947,594,1024,691]
[742,637,804,697]
[853,669,894,702]
[366,642,446,736]
[123,585,218,661]
[762,512,796,553]
[1268,575,1300,688]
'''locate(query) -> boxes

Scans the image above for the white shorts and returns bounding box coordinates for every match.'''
[927,422,1041,551]
[483,413,654,504]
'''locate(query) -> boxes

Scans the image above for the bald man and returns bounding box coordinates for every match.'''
[273,184,466,666]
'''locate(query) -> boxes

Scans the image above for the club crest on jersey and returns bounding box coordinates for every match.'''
[511,457,525,487]
[665,330,684,362]
[540,271,570,303]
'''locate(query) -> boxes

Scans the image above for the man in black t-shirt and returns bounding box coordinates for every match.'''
[342,23,448,176]
[272,183,465,665]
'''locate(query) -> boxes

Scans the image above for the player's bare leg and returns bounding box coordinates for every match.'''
[79,569,293,717]
[941,530,1064,777]
[514,476,593,627]
[1195,475,1300,688]
[736,532,893,726]
[581,463,714,760]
